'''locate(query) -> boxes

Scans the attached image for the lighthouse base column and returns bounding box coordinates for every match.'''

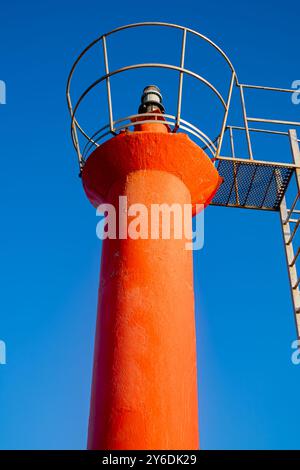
[87,169,199,450]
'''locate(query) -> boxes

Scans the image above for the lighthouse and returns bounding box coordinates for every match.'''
[81,85,221,449]
[66,21,300,451]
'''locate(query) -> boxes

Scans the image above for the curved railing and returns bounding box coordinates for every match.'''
[66,22,239,170]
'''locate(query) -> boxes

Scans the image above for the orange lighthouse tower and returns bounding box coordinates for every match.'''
[83,87,221,450]
[66,23,230,450]
[67,22,300,450]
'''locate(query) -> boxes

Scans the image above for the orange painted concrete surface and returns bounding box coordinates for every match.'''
[82,131,222,215]
[82,130,221,450]
[88,170,199,449]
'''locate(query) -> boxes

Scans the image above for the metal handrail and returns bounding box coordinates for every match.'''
[66,22,238,170]
[66,22,237,95]
[66,22,300,173]
[81,113,217,160]
[69,63,228,143]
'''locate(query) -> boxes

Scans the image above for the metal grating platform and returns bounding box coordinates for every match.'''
[211,158,295,211]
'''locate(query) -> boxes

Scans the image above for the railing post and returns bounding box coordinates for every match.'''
[102,36,115,134]
[174,28,187,132]
[229,126,235,158]
[239,84,253,160]
[215,73,235,158]
[289,129,300,188]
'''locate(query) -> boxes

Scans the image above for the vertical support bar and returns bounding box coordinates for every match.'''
[239,85,253,160]
[215,73,235,158]
[233,161,239,205]
[174,28,187,132]
[289,129,300,190]
[229,126,235,157]
[228,123,239,205]
[71,120,84,171]
[280,197,300,339]
[102,35,115,134]
[68,91,83,170]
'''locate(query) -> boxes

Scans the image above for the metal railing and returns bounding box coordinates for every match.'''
[226,83,300,163]
[66,22,238,170]
[66,22,300,174]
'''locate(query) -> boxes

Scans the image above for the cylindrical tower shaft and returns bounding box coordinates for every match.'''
[88,170,199,450]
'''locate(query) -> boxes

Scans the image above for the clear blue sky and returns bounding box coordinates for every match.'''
[0,0,300,450]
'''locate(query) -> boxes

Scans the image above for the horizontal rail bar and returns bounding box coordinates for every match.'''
[70,63,228,154]
[248,117,300,127]
[290,247,300,267]
[103,23,237,73]
[216,156,299,169]
[288,209,300,214]
[81,113,217,159]
[284,190,300,224]
[113,120,215,152]
[240,83,298,94]
[115,112,217,152]
[227,125,289,136]
[71,63,227,123]
[66,22,237,99]
[287,218,300,245]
